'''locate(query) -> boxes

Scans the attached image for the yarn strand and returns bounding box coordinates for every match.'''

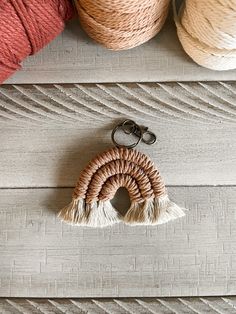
[0,0,73,84]
[75,0,170,50]
[174,0,236,71]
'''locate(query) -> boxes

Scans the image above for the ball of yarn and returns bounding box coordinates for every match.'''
[75,0,170,50]
[0,0,73,84]
[175,0,236,71]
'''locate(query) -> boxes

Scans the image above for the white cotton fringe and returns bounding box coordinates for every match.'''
[58,198,86,226]
[58,198,121,228]
[154,195,186,225]
[86,200,121,227]
[124,195,186,226]
[58,195,186,227]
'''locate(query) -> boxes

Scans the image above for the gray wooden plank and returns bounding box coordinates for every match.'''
[0,299,62,314]
[1,82,236,126]
[4,18,236,85]
[136,299,175,314]
[71,299,108,314]
[2,297,236,314]
[198,297,236,314]
[114,299,156,314]
[0,186,236,297]
[0,82,236,187]
[0,122,235,188]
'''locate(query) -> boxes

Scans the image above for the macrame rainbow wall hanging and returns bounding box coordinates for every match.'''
[59,120,186,228]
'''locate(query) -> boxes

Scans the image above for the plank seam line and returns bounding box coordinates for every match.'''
[4,81,236,85]
[0,185,235,190]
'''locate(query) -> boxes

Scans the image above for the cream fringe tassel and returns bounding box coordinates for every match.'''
[58,195,186,227]
[124,195,186,225]
[58,198,121,227]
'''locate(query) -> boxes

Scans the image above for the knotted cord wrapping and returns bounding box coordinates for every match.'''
[59,147,185,227]
[73,147,166,203]
[75,0,170,50]
[174,0,236,71]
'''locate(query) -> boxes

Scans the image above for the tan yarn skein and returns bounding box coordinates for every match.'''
[75,0,170,50]
[175,0,236,71]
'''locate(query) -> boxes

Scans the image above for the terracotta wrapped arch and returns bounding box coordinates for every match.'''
[59,147,185,227]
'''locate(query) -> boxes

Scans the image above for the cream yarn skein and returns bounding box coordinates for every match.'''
[75,0,170,50]
[175,0,236,71]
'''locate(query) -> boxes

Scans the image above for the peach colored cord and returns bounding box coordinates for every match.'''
[75,0,170,50]
[73,147,166,204]
[175,0,236,71]
[0,0,73,84]
[59,146,186,227]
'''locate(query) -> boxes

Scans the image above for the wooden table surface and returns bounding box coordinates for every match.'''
[1,11,236,305]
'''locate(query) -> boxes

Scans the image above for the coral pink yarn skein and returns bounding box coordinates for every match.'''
[0,0,73,84]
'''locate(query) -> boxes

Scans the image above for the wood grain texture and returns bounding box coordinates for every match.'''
[0,186,236,297]
[1,82,236,125]
[1,3,236,300]
[4,18,236,84]
[1,297,236,314]
[0,82,236,187]
[0,123,236,187]
[1,82,235,299]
